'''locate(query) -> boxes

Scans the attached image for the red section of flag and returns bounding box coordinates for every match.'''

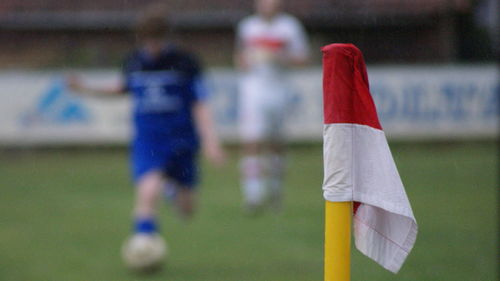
[321,43,382,130]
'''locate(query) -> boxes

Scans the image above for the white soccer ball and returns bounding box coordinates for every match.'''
[122,233,168,272]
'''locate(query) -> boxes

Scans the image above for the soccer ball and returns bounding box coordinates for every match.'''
[122,233,168,272]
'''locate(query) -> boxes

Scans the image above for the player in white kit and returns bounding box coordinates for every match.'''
[235,0,309,213]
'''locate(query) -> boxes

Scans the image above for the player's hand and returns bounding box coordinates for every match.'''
[203,141,226,167]
[66,75,83,92]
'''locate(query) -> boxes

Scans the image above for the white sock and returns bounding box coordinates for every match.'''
[240,156,265,205]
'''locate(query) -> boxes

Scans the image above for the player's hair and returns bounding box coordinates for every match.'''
[135,3,170,40]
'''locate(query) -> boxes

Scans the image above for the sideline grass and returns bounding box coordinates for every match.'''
[0,142,496,280]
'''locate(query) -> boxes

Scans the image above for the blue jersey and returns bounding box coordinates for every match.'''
[123,46,207,184]
[123,46,206,148]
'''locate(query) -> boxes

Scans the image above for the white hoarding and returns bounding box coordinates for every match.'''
[0,66,497,145]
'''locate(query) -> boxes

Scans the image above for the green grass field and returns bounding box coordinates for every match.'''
[0,142,497,281]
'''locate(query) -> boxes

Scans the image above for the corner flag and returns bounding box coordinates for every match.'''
[322,43,418,274]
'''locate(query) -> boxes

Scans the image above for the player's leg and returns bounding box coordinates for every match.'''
[134,170,165,234]
[165,148,198,219]
[265,141,286,211]
[239,80,267,212]
[123,169,167,271]
[176,188,196,219]
[130,138,168,234]
[261,87,288,211]
[241,141,266,212]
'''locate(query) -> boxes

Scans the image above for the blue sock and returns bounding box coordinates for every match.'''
[134,217,158,234]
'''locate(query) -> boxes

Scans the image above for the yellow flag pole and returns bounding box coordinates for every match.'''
[324,201,352,281]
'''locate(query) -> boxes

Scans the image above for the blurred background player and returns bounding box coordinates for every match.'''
[69,5,224,250]
[234,0,309,213]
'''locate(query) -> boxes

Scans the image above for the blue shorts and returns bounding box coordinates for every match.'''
[131,138,198,188]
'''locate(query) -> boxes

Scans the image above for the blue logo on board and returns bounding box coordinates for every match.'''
[20,79,89,126]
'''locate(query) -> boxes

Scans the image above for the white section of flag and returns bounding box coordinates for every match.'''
[323,123,417,273]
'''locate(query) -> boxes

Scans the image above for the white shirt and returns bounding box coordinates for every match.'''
[237,13,309,78]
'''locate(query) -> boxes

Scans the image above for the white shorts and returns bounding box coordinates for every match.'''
[238,76,289,142]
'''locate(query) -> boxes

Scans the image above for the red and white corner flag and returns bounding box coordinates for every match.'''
[322,43,418,273]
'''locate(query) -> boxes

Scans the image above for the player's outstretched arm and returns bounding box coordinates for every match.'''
[67,75,127,96]
[193,101,226,166]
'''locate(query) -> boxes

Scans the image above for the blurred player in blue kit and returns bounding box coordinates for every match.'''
[69,6,224,247]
